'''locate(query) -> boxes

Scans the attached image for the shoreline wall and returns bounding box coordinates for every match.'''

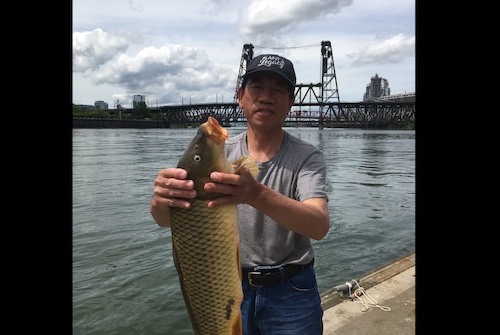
[73,118,413,130]
[73,118,171,128]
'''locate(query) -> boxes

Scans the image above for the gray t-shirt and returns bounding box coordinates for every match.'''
[225,130,328,268]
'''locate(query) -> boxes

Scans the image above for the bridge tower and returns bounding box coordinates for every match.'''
[318,41,341,127]
[229,44,254,120]
[233,43,254,104]
[320,41,340,105]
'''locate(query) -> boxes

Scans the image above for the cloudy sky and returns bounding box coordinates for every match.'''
[72,0,415,108]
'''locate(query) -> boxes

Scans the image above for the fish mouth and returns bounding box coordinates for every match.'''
[204,117,228,144]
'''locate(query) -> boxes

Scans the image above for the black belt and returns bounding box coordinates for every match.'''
[242,259,314,288]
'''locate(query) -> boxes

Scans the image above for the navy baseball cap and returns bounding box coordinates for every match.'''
[243,54,296,87]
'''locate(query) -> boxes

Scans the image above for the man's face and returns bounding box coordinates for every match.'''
[238,72,295,128]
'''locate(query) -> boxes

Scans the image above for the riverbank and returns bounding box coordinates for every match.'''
[72,118,414,130]
[73,118,172,128]
[321,252,415,334]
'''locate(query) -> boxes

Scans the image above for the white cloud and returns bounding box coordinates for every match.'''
[352,34,415,66]
[73,28,130,72]
[239,0,354,46]
[72,0,415,107]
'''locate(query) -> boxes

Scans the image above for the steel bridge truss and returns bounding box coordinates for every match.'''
[148,41,415,127]
[155,101,415,126]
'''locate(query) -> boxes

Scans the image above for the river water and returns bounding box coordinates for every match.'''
[72,127,415,335]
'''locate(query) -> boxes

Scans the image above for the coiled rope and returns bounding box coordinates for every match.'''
[346,279,391,312]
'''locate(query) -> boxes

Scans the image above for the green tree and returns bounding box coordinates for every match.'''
[132,101,150,119]
[72,104,111,118]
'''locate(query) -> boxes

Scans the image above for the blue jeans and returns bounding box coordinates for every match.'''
[241,267,323,335]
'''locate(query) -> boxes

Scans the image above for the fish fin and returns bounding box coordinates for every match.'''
[234,227,243,335]
[172,242,181,274]
[236,239,242,281]
[179,276,202,335]
[231,156,259,178]
[172,245,202,335]
[232,312,243,335]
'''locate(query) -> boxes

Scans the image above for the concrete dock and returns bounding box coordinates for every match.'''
[321,252,415,334]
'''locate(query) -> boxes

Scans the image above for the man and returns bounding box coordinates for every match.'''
[150,54,330,334]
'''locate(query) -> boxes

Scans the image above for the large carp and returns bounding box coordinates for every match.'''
[170,117,258,335]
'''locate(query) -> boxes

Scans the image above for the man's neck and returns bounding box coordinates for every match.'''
[246,128,284,163]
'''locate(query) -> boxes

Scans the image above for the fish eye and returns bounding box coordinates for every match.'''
[193,154,201,162]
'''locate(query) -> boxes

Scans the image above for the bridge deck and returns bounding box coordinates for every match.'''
[114,101,415,127]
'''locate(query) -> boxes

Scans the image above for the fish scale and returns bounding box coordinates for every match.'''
[171,200,242,335]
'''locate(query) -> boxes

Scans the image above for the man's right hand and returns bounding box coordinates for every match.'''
[149,168,197,227]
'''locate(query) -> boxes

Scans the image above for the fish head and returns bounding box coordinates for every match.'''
[177,117,231,200]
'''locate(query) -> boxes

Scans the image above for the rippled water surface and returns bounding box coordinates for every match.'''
[72,127,415,335]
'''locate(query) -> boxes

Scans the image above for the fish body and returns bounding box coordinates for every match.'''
[170,117,258,335]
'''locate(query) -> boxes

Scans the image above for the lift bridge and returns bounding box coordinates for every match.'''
[153,41,415,128]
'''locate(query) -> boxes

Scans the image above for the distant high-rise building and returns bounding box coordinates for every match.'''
[363,74,390,101]
[94,100,109,110]
[133,94,146,108]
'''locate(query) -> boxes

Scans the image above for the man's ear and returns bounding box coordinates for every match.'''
[237,86,244,108]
